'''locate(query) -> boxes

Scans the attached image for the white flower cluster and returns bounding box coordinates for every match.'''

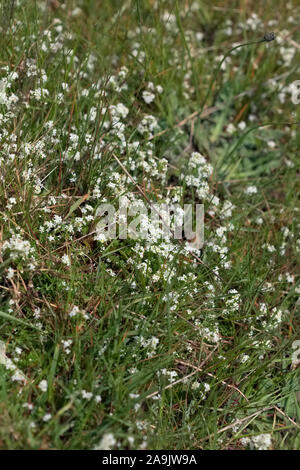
[2,232,35,260]
[241,433,272,450]
[183,152,213,200]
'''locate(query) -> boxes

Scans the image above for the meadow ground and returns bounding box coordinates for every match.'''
[0,0,299,450]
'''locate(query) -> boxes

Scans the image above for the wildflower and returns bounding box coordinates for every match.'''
[240,354,250,363]
[81,390,93,400]
[11,371,26,383]
[238,121,246,130]
[38,380,48,392]
[69,305,80,318]
[241,433,272,450]
[62,339,72,354]
[268,140,276,149]
[23,403,34,411]
[226,123,236,134]
[6,267,14,280]
[2,233,34,260]
[94,433,116,450]
[30,88,49,100]
[142,91,155,104]
[191,381,200,390]
[61,254,71,266]
[244,186,258,195]
[43,413,52,422]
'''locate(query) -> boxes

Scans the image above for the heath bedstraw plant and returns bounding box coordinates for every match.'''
[0,0,299,451]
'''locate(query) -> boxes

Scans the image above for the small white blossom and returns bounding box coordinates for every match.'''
[245,186,258,195]
[94,433,116,450]
[142,91,155,104]
[38,380,48,392]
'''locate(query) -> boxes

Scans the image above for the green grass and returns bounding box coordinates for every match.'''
[0,0,299,450]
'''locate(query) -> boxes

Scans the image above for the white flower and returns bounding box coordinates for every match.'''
[226,123,236,134]
[238,121,246,130]
[43,413,52,422]
[23,403,34,410]
[128,436,134,445]
[191,381,200,390]
[11,371,26,383]
[72,7,82,16]
[142,91,155,104]
[240,354,250,363]
[2,233,34,259]
[81,390,93,400]
[94,433,116,450]
[7,267,14,279]
[69,305,80,318]
[95,395,102,403]
[62,339,72,354]
[38,380,48,392]
[31,88,49,100]
[241,433,272,450]
[245,186,258,195]
[61,254,71,266]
